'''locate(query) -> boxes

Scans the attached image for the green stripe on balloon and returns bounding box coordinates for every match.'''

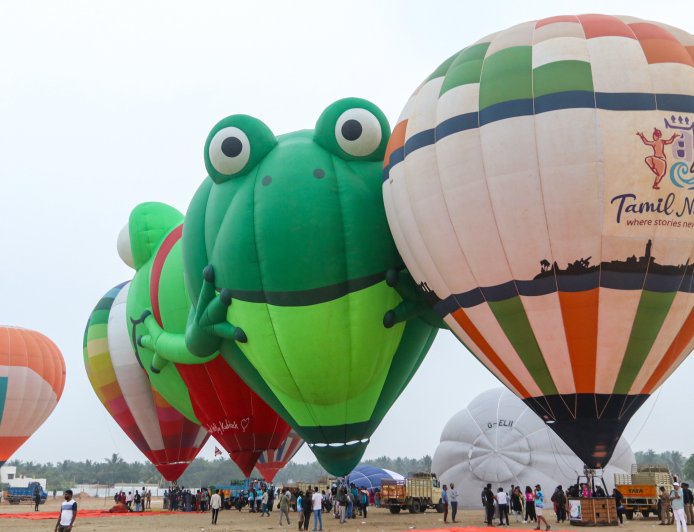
[613,290,677,395]
[0,376,8,426]
[479,46,532,111]
[440,42,491,95]
[487,297,558,396]
[424,51,459,83]
[532,60,594,98]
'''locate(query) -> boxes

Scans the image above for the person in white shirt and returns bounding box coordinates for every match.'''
[497,487,509,525]
[55,490,77,532]
[312,488,323,531]
[449,482,460,522]
[210,489,222,525]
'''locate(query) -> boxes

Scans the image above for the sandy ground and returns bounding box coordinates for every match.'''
[0,497,677,532]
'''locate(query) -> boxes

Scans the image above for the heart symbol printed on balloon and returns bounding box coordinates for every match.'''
[241,417,250,432]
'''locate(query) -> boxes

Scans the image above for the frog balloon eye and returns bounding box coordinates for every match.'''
[334,108,383,157]
[208,127,251,177]
[314,98,389,161]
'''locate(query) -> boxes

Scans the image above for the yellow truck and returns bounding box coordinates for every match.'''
[614,464,673,520]
[381,473,443,514]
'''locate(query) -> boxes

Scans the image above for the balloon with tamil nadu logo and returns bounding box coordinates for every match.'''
[383,14,694,468]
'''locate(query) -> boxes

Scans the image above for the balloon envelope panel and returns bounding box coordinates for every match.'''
[383,14,694,467]
[123,202,292,478]
[255,431,304,483]
[0,327,65,466]
[83,283,208,481]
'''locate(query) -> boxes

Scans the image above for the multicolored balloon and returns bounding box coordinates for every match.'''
[121,202,291,477]
[83,283,208,481]
[256,431,303,483]
[181,98,440,475]
[0,327,65,467]
[382,14,694,467]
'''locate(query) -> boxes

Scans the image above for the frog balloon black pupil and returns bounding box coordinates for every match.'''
[341,119,362,141]
[221,137,243,158]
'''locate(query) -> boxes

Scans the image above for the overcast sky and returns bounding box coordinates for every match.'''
[2,0,694,469]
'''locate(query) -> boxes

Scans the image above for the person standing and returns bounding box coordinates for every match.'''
[360,489,369,519]
[210,489,222,525]
[553,486,566,524]
[146,489,151,510]
[312,487,323,532]
[533,484,551,531]
[525,486,536,524]
[338,485,347,523]
[302,489,313,531]
[672,482,688,532]
[450,483,459,523]
[55,489,77,532]
[33,484,42,512]
[279,489,291,526]
[684,483,694,525]
[511,486,523,523]
[613,487,625,526]
[442,484,450,523]
[661,486,674,525]
[497,487,509,525]
[483,484,496,526]
[261,487,270,517]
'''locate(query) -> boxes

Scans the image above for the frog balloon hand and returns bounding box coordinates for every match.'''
[383,269,448,330]
[186,265,247,358]
[136,310,212,373]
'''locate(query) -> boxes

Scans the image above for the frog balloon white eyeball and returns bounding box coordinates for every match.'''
[117,224,135,268]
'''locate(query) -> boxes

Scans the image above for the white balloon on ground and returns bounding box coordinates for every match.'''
[432,388,634,507]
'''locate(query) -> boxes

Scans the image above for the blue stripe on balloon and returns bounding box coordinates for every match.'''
[479,99,535,126]
[0,376,7,427]
[383,92,694,182]
[534,90,596,113]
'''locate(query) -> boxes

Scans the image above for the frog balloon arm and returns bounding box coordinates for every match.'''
[383,269,448,330]
[136,311,217,373]
[185,265,247,358]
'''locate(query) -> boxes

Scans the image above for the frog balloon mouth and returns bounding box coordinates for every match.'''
[217,271,386,306]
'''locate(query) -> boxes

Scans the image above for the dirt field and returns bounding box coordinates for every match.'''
[0,497,674,531]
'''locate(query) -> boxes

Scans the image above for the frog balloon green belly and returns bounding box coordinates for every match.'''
[183,98,439,475]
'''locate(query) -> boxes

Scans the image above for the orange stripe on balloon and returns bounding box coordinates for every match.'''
[0,328,65,398]
[638,39,694,66]
[384,120,408,169]
[558,289,599,394]
[642,306,694,394]
[451,307,530,398]
[0,436,29,462]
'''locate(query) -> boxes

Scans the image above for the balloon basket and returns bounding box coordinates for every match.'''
[569,497,619,526]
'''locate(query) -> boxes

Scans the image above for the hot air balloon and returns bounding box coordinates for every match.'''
[120,202,292,477]
[382,14,694,468]
[83,283,208,481]
[180,98,440,475]
[0,327,65,467]
[256,431,303,483]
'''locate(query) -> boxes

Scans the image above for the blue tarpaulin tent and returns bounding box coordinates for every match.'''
[347,465,404,490]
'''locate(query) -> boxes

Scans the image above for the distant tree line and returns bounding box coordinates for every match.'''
[3,453,432,491]
[635,449,694,481]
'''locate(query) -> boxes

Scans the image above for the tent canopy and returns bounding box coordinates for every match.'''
[347,465,404,490]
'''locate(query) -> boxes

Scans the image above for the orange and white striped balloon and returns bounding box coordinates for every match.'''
[0,327,65,466]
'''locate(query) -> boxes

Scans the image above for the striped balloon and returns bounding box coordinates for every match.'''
[83,283,209,481]
[383,14,694,468]
[0,327,65,467]
[255,431,303,483]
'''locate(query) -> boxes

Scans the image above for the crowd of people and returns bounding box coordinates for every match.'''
[112,487,151,511]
